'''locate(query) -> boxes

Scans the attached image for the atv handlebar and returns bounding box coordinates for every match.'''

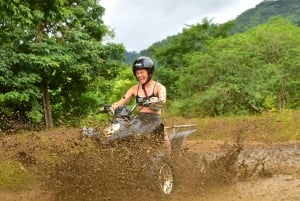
[100,98,164,114]
[100,104,114,114]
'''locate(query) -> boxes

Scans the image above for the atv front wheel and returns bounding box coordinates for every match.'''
[158,163,174,195]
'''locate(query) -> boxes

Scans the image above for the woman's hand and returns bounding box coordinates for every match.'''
[112,102,121,110]
[149,97,164,104]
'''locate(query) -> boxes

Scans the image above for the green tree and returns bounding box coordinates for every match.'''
[175,17,300,116]
[149,19,234,100]
[151,18,234,69]
[248,17,300,110]
[233,0,300,33]
[108,67,136,104]
[0,0,125,129]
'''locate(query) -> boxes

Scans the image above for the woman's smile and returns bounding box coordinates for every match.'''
[136,69,148,83]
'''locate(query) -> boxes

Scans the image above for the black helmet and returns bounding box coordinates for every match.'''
[132,56,155,78]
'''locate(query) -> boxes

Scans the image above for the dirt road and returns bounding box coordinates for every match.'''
[0,129,299,201]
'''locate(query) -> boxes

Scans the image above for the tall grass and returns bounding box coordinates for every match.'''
[164,110,300,142]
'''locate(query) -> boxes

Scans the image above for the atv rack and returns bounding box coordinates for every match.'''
[165,124,197,154]
[165,124,197,134]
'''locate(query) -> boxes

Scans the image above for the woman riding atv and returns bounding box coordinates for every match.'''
[112,56,171,152]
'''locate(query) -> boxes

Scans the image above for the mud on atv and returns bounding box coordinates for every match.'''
[82,104,204,195]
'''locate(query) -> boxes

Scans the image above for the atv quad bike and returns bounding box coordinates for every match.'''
[82,104,201,195]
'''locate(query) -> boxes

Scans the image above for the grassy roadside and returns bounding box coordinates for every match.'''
[164,110,300,143]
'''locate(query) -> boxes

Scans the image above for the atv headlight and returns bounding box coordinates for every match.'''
[111,123,121,132]
[103,123,121,138]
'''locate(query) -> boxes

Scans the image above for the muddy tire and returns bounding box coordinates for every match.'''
[147,151,175,195]
[157,162,174,194]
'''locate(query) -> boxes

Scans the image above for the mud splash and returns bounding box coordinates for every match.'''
[1,127,300,201]
[42,122,249,201]
[46,139,171,201]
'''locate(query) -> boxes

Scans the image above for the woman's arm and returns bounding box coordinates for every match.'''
[112,85,136,109]
[157,83,167,104]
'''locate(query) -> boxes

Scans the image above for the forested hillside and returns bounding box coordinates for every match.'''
[145,0,300,53]
[233,0,300,33]
[146,17,300,117]
[1,0,300,132]
[139,0,300,117]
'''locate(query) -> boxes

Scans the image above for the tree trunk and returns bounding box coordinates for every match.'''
[277,80,286,111]
[41,80,53,129]
[277,89,285,111]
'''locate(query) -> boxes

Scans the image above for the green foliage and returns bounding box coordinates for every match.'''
[148,19,234,99]
[248,17,300,110]
[1,0,300,130]
[233,0,300,33]
[108,67,136,104]
[155,67,178,100]
[26,108,43,124]
[0,0,126,130]
[150,18,234,69]
[171,17,300,117]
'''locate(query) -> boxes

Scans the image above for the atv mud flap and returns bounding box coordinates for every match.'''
[169,129,197,155]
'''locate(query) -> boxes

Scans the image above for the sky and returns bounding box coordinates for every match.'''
[100,0,264,52]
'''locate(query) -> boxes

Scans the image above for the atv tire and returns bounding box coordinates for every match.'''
[147,151,175,195]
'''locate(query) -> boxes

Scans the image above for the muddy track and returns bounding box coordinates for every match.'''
[0,129,299,201]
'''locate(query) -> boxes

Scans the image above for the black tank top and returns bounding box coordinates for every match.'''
[136,82,158,106]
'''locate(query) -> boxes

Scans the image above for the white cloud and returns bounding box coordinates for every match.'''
[101,0,263,51]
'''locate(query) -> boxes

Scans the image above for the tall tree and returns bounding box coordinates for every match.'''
[149,19,234,100]
[248,17,300,110]
[0,0,125,129]
[175,17,300,116]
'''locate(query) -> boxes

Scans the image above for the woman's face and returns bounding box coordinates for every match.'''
[136,69,149,84]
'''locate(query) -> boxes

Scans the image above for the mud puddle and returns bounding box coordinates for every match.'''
[1,128,300,201]
[174,141,300,201]
[171,174,300,201]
